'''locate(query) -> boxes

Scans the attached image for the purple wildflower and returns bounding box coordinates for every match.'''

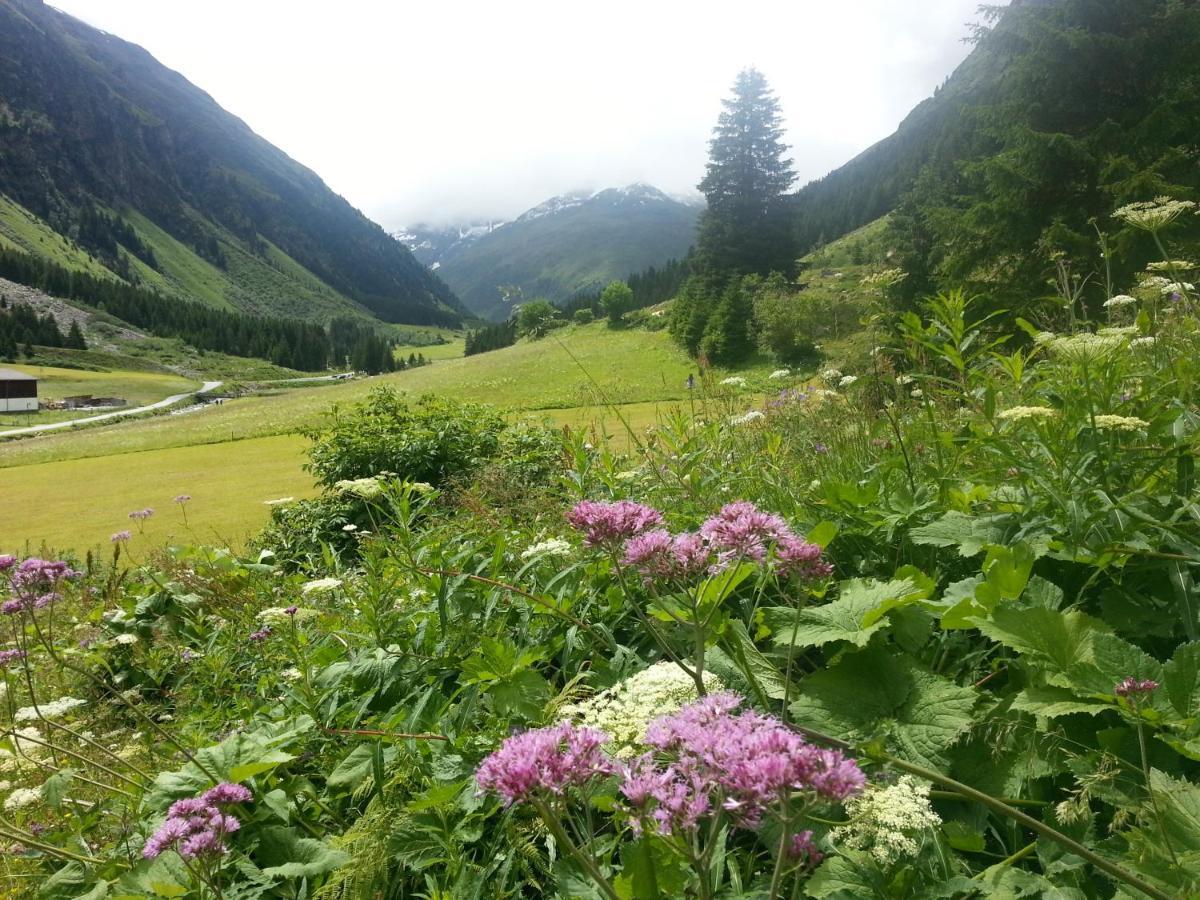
[284,605,299,617]
[1114,677,1159,698]
[0,649,27,665]
[775,536,833,581]
[144,785,249,860]
[787,830,823,865]
[201,782,252,805]
[128,508,154,521]
[248,626,272,642]
[111,531,132,543]
[700,501,794,570]
[476,722,614,807]
[173,495,191,504]
[567,500,664,548]
[813,442,829,454]
[623,693,864,838]
[0,555,15,572]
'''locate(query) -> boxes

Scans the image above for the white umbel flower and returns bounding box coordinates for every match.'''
[838,375,859,388]
[729,410,765,426]
[560,662,723,757]
[300,577,343,596]
[1103,295,1137,308]
[1091,414,1149,431]
[13,697,86,722]
[832,776,941,866]
[719,376,747,388]
[521,539,572,560]
[768,369,791,380]
[997,406,1057,422]
[3,786,42,811]
[1113,197,1196,231]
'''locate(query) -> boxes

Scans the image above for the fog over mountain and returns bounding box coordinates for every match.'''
[47,0,986,227]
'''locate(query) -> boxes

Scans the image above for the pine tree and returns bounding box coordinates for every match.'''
[66,320,87,349]
[697,68,796,279]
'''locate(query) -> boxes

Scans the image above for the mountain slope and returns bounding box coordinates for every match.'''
[789,0,1200,309]
[0,0,465,326]
[404,184,701,320]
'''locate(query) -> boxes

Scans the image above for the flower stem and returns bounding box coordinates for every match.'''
[531,797,620,900]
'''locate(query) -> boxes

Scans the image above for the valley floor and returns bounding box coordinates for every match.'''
[0,324,772,552]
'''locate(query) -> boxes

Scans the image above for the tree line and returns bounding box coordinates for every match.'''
[0,247,402,373]
[0,297,86,361]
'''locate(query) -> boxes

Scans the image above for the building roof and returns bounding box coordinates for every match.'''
[0,368,36,381]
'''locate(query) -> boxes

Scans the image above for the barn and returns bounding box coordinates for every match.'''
[0,368,38,413]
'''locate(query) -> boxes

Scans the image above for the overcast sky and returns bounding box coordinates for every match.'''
[52,0,990,229]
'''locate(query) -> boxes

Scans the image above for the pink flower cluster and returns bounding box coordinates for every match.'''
[474,693,863,866]
[1114,677,1159,698]
[476,722,615,806]
[567,500,664,548]
[143,782,251,860]
[621,693,864,837]
[128,508,155,521]
[0,649,27,665]
[613,501,832,582]
[2,558,79,615]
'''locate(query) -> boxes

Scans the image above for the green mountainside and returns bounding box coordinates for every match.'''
[0,0,465,326]
[403,184,701,320]
[788,0,1200,307]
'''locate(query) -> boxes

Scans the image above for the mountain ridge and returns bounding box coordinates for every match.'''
[0,0,465,326]
[400,183,701,320]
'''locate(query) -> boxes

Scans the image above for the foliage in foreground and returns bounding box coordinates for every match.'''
[2,219,1200,897]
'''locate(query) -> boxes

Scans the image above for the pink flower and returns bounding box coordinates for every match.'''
[567,500,664,548]
[144,785,250,860]
[775,536,833,580]
[1114,677,1159,698]
[476,723,614,806]
[624,693,864,837]
[111,531,132,543]
[700,502,794,570]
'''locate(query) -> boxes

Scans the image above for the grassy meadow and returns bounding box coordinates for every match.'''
[0,323,772,551]
[0,363,198,427]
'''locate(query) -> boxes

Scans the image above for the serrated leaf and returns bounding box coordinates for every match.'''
[1164,642,1200,719]
[909,511,1009,556]
[805,850,885,898]
[974,607,1100,677]
[790,646,975,768]
[256,826,350,880]
[764,577,924,649]
[1012,685,1112,718]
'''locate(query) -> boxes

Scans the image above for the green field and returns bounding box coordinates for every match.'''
[0,434,317,553]
[0,323,774,551]
[0,364,198,427]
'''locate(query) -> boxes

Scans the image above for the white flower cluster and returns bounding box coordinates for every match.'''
[257,606,322,624]
[1161,282,1195,295]
[832,776,941,866]
[1146,259,1195,271]
[768,369,791,380]
[13,697,86,722]
[719,376,747,388]
[1091,414,1149,432]
[1113,197,1197,231]
[333,476,386,499]
[838,375,859,388]
[729,410,765,426]
[1130,336,1157,350]
[521,538,573,560]
[3,786,42,811]
[1103,295,1137,308]
[997,406,1057,422]
[301,577,343,596]
[560,662,723,757]
[1046,332,1125,361]
[820,368,844,384]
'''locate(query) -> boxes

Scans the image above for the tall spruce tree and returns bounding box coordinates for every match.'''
[696,68,797,279]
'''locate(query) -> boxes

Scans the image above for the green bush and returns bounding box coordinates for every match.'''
[305,388,506,489]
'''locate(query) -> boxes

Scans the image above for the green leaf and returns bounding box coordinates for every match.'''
[942,820,985,853]
[805,850,885,898]
[147,717,312,809]
[909,511,1010,556]
[697,561,757,610]
[974,607,1101,680]
[38,863,87,899]
[1149,769,1200,853]
[1012,685,1112,718]
[256,826,351,880]
[982,542,1036,599]
[807,520,839,549]
[489,667,551,719]
[764,577,926,649]
[42,768,73,809]
[614,836,688,899]
[117,854,191,898]
[790,646,975,768]
[713,619,787,700]
[263,788,291,823]
[326,743,397,791]
[1164,642,1200,719]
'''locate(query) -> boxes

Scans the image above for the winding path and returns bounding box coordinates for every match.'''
[0,381,223,438]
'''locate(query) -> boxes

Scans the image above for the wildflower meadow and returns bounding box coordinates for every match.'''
[3,200,1200,898]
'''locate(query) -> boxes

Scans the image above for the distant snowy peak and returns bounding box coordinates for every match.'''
[516,183,678,223]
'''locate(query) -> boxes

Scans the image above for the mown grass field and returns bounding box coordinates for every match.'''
[0,324,770,551]
[0,364,198,427]
[0,434,317,553]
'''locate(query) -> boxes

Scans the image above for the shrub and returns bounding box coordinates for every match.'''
[305,388,506,489]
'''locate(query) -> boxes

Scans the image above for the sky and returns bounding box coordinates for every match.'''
[51,0,990,230]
